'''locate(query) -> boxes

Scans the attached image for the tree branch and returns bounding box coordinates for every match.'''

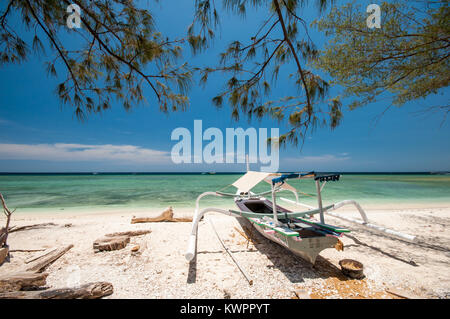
[273,0,312,113]
[73,8,161,101]
[0,0,14,27]
[0,193,13,248]
[24,0,81,93]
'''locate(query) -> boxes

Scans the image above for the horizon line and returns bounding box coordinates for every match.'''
[0,171,449,175]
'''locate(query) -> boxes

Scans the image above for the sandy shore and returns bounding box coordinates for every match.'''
[1,205,449,299]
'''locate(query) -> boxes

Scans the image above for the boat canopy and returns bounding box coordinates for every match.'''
[230,170,320,194]
[231,171,276,193]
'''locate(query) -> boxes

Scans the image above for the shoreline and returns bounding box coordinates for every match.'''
[10,200,450,219]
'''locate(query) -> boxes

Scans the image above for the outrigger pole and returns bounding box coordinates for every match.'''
[271,183,279,224]
[271,172,417,242]
[279,197,417,242]
[315,179,325,224]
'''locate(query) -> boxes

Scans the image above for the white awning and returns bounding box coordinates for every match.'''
[232,171,276,193]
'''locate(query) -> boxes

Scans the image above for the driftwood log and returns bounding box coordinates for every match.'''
[93,236,130,252]
[0,272,48,293]
[131,207,192,224]
[0,193,13,262]
[385,287,422,299]
[0,228,6,248]
[104,230,151,237]
[10,248,47,253]
[25,248,58,264]
[8,223,58,233]
[0,281,113,299]
[0,247,8,265]
[24,244,73,273]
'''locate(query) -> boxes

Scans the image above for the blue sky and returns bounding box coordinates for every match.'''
[0,0,449,172]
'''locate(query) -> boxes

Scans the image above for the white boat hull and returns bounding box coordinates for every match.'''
[250,221,339,264]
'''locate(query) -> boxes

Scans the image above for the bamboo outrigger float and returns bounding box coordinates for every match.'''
[185,170,416,264]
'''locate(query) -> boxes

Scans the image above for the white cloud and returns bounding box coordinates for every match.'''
[0,118,12,125]
[0,143,170,164]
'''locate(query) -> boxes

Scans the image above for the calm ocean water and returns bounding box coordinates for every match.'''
[0,173,449,214]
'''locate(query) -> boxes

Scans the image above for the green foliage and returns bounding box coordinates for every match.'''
[314,1,449,113]
[190,0,340,146]
[0,0,192,119]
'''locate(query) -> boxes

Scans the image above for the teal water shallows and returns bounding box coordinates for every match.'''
[0,174,449,214]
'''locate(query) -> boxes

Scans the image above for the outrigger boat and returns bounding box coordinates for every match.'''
[185,171,416,264]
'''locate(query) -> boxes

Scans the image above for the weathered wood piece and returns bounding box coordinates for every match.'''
[0,281,113,299]
[8,223,57,233]
[93,236,130,252]
[0,272,48,293]
[1,193,13,254]
[0,246,8,265]
[104,230,151,237]
[385,287,422,299]
[131,207,192,223]
[25,248,58,264]
[24,244,73,273]
[0,228,6,247]
[171,216,193,222]
[10,248,46,253]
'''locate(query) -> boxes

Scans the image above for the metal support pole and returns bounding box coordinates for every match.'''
[315,180,325,224]
[320,181,327,192]
[246,154,250,172]
[271,183,279,224]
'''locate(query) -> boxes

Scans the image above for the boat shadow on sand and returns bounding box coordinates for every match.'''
[187,217,350,284]
[234,217,348,283]
[342,225,450,267]
[187,215,450,285]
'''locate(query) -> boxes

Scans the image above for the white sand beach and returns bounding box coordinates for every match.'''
[1,204,449,299]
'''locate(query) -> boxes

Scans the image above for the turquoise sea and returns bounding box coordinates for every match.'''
[0,173,449,214]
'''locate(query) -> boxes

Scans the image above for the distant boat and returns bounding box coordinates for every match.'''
[207,172,216,175]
